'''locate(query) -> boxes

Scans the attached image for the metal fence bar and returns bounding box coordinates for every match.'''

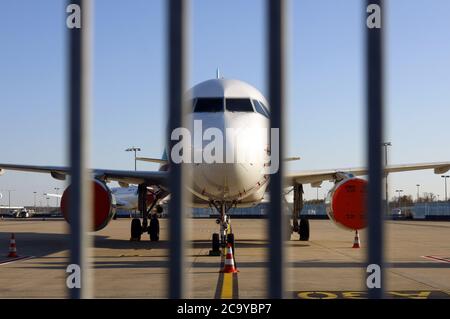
[365,0,385,299]
[267,0,287,299]
[167,0,189,299]
[67,0,93,299]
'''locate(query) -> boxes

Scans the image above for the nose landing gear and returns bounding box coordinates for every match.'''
[209,201,236,255]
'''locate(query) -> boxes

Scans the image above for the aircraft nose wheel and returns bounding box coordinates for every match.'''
[209,233,221,256]
[226,233,235,252]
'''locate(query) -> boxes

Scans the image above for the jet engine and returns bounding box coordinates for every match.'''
[325,177,367,230]
[60,180,116,231]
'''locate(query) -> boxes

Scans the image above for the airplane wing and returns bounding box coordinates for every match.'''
[136,156,301,164]
[286,161,450,186]
[0,163,168,187]
[3,161,449,190]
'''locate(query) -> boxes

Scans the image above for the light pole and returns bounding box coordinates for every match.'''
[316,186,321,200]
[1,190,16,209]
[416,184,420,202]
[382,142,392,213]
[441,175,449,201]
[33,191,37,209]
[54,187,60,207]
[395,189,403,208]
[125,146,141,171]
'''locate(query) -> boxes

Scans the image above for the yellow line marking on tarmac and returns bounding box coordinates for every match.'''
[221,273,233,299]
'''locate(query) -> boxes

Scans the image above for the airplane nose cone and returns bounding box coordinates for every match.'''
[192,162,262,201]
[187,111,268,201]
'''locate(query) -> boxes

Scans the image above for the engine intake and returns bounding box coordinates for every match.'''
[325,177,367,230]
[60,180,116,231]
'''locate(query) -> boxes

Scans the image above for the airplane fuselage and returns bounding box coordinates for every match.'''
[179,79,272,207]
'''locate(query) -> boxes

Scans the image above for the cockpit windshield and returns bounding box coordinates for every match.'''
[193,98,224,112]
[252,100,269,118]
[225,98,254,112]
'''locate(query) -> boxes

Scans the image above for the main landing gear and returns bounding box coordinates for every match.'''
[130,184,161,242]
[292,183,310,241]
[210,201,236,255]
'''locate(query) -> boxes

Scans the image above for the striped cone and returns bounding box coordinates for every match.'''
[221,243,238,273]
[7,233,18,258]
[352,230,360,248]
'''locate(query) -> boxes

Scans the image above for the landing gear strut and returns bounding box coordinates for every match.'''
[130,184,161,241]
[292,184,302,234]
[292,183,310,241]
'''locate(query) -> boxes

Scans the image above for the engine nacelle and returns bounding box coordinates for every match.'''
[325,177,367,230]
[60,180,116,231]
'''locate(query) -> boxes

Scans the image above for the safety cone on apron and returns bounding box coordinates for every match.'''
[7,233,18,258]
[221,243,238,273]
[352,230,360,248]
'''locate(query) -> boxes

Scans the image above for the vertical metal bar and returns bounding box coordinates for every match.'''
[384,145,388,214]
[67,0,92,299]
[267,0,286,299]
[167,0,189,299]
[365,0,385,299]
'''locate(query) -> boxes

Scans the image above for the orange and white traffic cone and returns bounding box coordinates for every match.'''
[221,243,238,273]
[352,230,360,248]
[7,233,18,258]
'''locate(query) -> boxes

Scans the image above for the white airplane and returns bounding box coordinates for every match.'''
[1,78,450,251]
[44,187,157,212]
[0,207,31,218]
[13,208,34,218]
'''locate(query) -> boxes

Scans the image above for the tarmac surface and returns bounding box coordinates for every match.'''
[0,218,449,299]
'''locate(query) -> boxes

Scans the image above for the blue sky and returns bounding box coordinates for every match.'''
[1,0,450,206]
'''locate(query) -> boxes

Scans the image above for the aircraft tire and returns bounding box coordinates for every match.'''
[226,233,235,252]
[299,218,310,241]
[212,233,220,252]
[131,218,142,241]
[149,217,160,242]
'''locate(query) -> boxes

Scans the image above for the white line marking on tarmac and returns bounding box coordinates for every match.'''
[421,255,450,263]
[0,256,35,265]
